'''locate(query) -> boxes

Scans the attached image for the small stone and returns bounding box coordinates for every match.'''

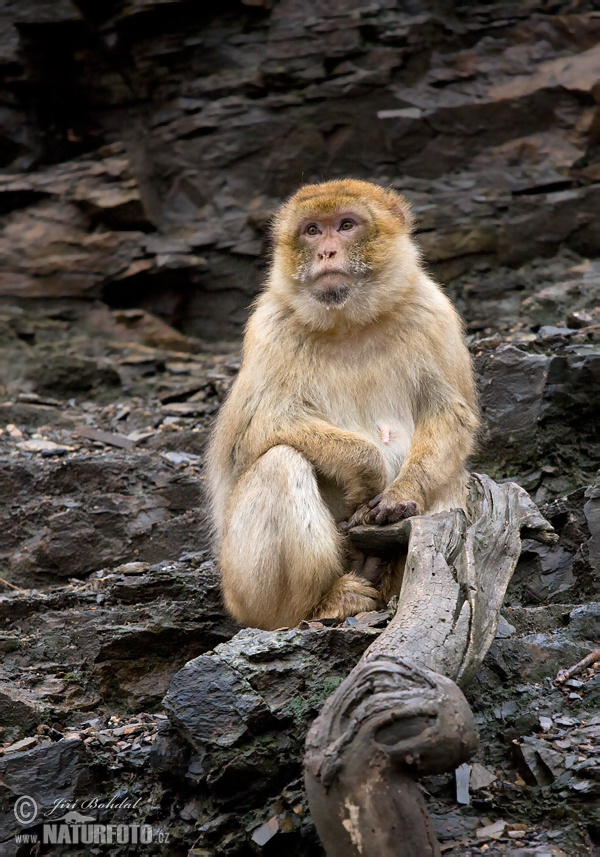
[160,403,203,416]
[572,779,592,791]
[74,425,134,450]
[566,311,593,329]
[165,362,193,374]
[470,763,497,790]
[115,562,149,575]
[112,724,143,736]
[126,429,155,442]
[377,107,422,119]
[251,816,278,846]
[3,736,38,753]
[477,819,507,839]
[17,439,73,455]
[496,615,516,638]
[17,393,63,406]
[554,716,578,726]
[162,451,202,465]
[455,762,470,804]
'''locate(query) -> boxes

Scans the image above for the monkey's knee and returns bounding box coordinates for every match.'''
[220,445,344,630]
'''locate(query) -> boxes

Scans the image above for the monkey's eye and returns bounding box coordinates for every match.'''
[339,219,356,231]
[305,224,320,236]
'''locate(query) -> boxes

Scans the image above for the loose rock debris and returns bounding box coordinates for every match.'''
[0,0,599,853]
[0,263,598,857]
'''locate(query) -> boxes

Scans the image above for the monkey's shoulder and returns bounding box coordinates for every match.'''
[243,297,295,350]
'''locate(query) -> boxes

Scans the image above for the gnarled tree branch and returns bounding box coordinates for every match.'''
[304,474,556,857]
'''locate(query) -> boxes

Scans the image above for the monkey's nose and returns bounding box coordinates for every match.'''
[318,249,337,260]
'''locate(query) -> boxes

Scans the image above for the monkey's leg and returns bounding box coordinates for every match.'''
[312,546,407,621]
[273,418,387,512]
[309,572,381,622]
[220,445,377,630]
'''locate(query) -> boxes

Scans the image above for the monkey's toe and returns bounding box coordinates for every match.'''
[348,549,385,587]
[311,572,381,622]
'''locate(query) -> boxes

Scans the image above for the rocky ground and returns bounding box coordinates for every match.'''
[0,295,598,856]
[0,0,599,855]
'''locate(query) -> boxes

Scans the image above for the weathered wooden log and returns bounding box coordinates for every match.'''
[304,474,557,857]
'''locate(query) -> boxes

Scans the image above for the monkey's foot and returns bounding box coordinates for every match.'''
[347,546,386,587]
[310,573,380,622]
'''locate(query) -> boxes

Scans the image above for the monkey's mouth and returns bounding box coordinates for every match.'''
[313,285,350,306]
[311,270,351,306]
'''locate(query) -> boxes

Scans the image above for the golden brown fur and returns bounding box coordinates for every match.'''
[206,179,479,631]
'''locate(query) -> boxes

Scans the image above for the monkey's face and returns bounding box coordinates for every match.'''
[271,180,417,332]
[294,209,372,308]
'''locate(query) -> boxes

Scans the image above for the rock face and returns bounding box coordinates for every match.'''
[1,0,599,339]
[0,1,599,856]
[162,626,381,803]
[473,341,600,499]
[0,452,209,586]
[0,558,237,733]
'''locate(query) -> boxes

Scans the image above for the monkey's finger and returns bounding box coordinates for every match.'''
[379,500,419,524]
[357,507,374,525]
[366,503,381,523]
[368,494,383,508]
[387,505,410,524]
[346,505,371,529]
[338,521,351,533]
[373,505,393,525]
[373,501,407,525]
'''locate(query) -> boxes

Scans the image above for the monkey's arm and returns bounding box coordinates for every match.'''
[271,418,387,510]
[347,398,477,526]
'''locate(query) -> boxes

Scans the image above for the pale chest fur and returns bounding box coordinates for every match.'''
[299,334,416,486]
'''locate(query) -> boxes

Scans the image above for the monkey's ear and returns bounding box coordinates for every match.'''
[385,190,414,232]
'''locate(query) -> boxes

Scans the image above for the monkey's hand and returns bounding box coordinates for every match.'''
[343,489,422,529]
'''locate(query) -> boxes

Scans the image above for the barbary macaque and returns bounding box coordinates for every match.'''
[207,179,479,631]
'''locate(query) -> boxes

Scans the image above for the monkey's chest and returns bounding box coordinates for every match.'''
[328,400,413,485]
[372,420,412,483]
[313,350,415,483]
[374,419,410,471]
